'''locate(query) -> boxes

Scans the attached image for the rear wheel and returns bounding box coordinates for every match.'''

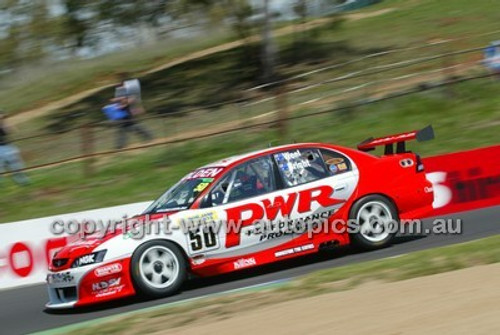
[131,240,187,298]
[349,195,398,250]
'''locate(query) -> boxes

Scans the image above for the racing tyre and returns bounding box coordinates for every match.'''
[349,195,398,250]
[131,240,187,298]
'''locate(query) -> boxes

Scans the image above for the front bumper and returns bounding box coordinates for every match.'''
[45,257,135,309]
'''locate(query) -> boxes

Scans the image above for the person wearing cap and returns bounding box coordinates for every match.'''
[0,111,30,185]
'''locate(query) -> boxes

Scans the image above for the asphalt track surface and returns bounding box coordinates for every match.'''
[0,206,498,335]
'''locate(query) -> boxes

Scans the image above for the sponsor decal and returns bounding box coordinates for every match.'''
[92,277,124,297]
[275,150,317,186]
[92,277,121,291]
[184,211,220,253]
[250,209,336,242]
[277,150,312,170]
[47,272,75,284]
[326,158,347,174]
[94,263,123,277]
[370,132,416,145]
[77,254,95,266]
[225,185,343,247]
[9,243,34,278]
[182,211,219,227]
[259,231,288,241]
[426,167,500,211]
[233,257,257,270]
[185,167,224,180]
[275,244,314,258]
[337,163,348,171]
[326,157,344,165]
[194,179,213,193]
[191,258,206,266]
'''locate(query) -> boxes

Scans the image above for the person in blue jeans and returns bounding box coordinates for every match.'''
[0,111,30,185]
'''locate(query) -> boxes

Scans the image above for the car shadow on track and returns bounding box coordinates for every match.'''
[44,234,426,315]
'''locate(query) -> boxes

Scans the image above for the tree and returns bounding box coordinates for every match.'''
[95,0,173,44]
[181,0,277,83]
[0,0,60,67]
[261,0,277,82]
[61,0,94,51]
[0,27,20,68]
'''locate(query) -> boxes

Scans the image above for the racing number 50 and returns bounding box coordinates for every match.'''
[188,226,218,252]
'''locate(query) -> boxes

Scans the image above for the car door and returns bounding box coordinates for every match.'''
[188,154,296,260]
[271,147,359,238]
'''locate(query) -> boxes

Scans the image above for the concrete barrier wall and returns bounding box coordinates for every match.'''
[423,145,499,216]
[0,202,151,290]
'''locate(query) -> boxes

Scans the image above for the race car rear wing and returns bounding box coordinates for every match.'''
[357,125,434,155]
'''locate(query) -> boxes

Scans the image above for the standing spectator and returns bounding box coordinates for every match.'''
[0,111,30,185]
[107,74,153,149]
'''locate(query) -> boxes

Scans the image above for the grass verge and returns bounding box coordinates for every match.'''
[44,234,500,335]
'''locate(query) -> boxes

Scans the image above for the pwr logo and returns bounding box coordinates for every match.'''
[8,243,34,278]
[225,185,344,247]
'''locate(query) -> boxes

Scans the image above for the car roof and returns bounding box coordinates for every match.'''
[198,144,287,169]
[199,143,346,169]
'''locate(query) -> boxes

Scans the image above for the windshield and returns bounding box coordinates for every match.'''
[144,167,224,213]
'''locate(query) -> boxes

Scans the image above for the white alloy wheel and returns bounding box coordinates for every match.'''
[356,201,393,243]
[349,195,398,250]
[139,246,180,289]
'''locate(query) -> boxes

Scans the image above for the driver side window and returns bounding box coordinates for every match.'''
[206,156,277,207]
[209,173,231,207]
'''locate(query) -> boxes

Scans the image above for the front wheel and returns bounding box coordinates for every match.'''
[130,240,187,298]
[349,195,398,250]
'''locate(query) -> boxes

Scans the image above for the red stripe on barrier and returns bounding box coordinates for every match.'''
[423,145,500,216]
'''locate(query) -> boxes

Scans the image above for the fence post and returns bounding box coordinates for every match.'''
[236,102,244,126]
[81,123,95,177]
[441,45,456,98]
[275,83,289,140]
[371,54,380,97]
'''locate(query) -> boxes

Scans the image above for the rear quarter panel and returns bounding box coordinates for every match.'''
[324,145,433,217]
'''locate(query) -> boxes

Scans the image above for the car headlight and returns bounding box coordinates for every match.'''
[71,250,107,268]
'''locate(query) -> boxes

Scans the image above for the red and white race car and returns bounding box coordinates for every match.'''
[46,126,435,309]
